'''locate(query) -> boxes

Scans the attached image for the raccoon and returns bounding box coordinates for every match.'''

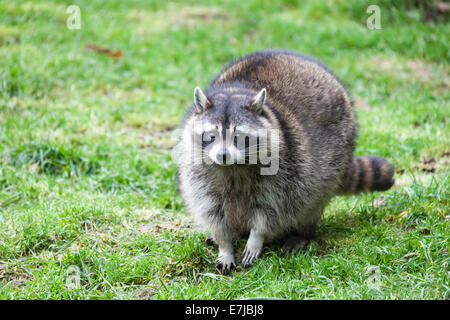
[174,49,394,274]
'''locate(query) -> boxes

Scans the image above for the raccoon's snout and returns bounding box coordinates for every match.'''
[217,149,228,163]
[215,149,232,166]
[208,144,240,166]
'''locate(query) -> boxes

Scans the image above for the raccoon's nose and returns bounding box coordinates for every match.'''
[216,149,230,164]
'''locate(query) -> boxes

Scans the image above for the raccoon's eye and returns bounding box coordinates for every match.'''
[202,131,216,147]
[204,132,216,141]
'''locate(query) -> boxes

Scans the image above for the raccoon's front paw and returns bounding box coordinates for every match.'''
[241,245,262,268]
[216,255,236,275]
[242,229,264,268]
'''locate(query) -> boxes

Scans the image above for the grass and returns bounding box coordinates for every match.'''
[0,0,448,299]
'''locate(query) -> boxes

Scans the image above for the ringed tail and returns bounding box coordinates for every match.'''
[340,156,395,195]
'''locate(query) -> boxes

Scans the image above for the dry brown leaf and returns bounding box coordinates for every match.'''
[384,211,408,223]
[401,252,419,260]
[372,196,386,207]
[229,38,238,46]
[29,162,39,173]
[352,97,371,110]
[85,44,123,59]
[384,214,397,222]
[414,157,437,173]
[397,210,408,219]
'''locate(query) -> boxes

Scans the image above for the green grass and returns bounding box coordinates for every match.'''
[0,0,449,299]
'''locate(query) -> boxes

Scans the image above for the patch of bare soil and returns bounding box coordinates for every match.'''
[173,6,230,26]
[135,208,190,235]
[406,60,435,81]
[0,264,31,288]
[416,157,438,173]
[368,56,449,95]
[137,220,186,234]
[414,150,450,173]
[128,5,232,34]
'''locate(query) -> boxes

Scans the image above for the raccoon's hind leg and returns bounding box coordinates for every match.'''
[281,236,310,254]
[281,205,322,254]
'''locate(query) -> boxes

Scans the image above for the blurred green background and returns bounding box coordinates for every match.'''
[0,0,448,299]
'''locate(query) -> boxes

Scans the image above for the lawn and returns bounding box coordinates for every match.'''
[0,0,448,299]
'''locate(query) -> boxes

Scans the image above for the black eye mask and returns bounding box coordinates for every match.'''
[201,130,218,149]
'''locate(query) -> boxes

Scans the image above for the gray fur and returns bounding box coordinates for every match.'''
[174,49,394,274]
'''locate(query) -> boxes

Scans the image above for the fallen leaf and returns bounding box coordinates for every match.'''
[85,44,123,59]
[372,196,385,207]
[384,214,397,222]
[29,162,39,173]
[443,248,448,257]
[352,97,371,110]
[397,210,408,219]
[401,252,419,260]
[229,37,238,46]
[414,157,437,173]
[384,211,408,223]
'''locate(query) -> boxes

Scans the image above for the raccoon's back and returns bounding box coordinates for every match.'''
[212,49,353,129]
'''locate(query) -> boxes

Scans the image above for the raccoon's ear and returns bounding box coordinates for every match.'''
[249,88,266,114]
[193,87,211,114]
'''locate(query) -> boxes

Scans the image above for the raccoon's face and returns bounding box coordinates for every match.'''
[190,86,270,166]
